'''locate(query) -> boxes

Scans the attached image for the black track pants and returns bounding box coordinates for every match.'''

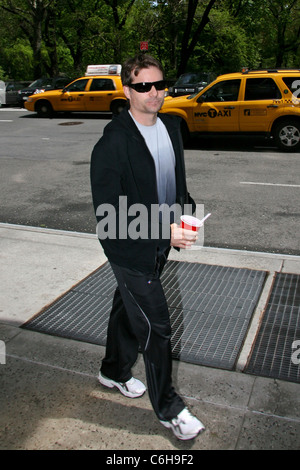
[100,256,185,421]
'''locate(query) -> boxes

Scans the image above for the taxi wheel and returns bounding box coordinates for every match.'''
[111,100,126,115]
[273,119,300,152]
[36,100,53,118]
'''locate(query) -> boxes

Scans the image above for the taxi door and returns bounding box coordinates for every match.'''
[239,77,282,132]
[56,78,89,111]
[193,79,241,132]
[84,78,116,112]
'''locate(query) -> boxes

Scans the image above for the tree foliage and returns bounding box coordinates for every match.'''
[0,0,299,81]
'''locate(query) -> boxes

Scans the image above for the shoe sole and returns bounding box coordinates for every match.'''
[160,420,206,441]
[98,373,146,399]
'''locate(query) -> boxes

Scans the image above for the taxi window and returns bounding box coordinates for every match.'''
[281,77,300,98]
[245,78,281,100]
[65,79,89,92]
[202,79,241,102]
[89,78,115,91]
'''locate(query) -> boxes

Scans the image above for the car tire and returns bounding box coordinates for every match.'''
[111,100,126,115]
[273,119,300,152]
[36,100,53,118]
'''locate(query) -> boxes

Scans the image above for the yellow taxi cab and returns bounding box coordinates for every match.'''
[25,64,127,117]
[161,69,300,152]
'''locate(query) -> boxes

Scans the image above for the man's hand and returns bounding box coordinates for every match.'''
[170,223,198,249]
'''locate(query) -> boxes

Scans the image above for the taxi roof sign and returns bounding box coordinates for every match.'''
[85,64,122,76]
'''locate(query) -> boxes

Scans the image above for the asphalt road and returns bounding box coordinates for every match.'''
[0,108,299,255]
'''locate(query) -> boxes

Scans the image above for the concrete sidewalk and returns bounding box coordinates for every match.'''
[0,223,299,450]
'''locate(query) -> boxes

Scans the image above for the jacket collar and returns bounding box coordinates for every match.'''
[114,107,188,202]
[116,107,178,137]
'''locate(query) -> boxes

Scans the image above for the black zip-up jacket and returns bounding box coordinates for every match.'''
[90,108,195,273]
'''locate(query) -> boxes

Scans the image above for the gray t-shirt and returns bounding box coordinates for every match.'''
[130,113,176,210]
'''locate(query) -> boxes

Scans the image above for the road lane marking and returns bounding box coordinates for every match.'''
[0,108,27,111]
[240,181,300,188]
[0,119,13,122]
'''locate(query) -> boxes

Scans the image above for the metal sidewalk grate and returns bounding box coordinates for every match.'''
[23,261,267,371]
[245,272,300,383]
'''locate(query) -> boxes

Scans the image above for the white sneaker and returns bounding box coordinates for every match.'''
[160,407,205,441]
[98,371,146,398]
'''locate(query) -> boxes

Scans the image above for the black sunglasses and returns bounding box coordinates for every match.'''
[128,80,166,93]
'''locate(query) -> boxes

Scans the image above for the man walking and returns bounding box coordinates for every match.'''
[90,54,205,440]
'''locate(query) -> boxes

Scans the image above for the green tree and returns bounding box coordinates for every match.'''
[177,0,218,75]
[225,0,300,68]
[263,0,300,67]
[126,0,186,75]
[0,0,56,77]
[195,6,260,74]
[1,0,298,82]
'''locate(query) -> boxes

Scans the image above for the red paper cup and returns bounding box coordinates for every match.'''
[180,215,202,232]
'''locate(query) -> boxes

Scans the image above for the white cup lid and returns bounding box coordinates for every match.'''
[180,215,202,227]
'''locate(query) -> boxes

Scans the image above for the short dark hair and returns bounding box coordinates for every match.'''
[121,54,164,86]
